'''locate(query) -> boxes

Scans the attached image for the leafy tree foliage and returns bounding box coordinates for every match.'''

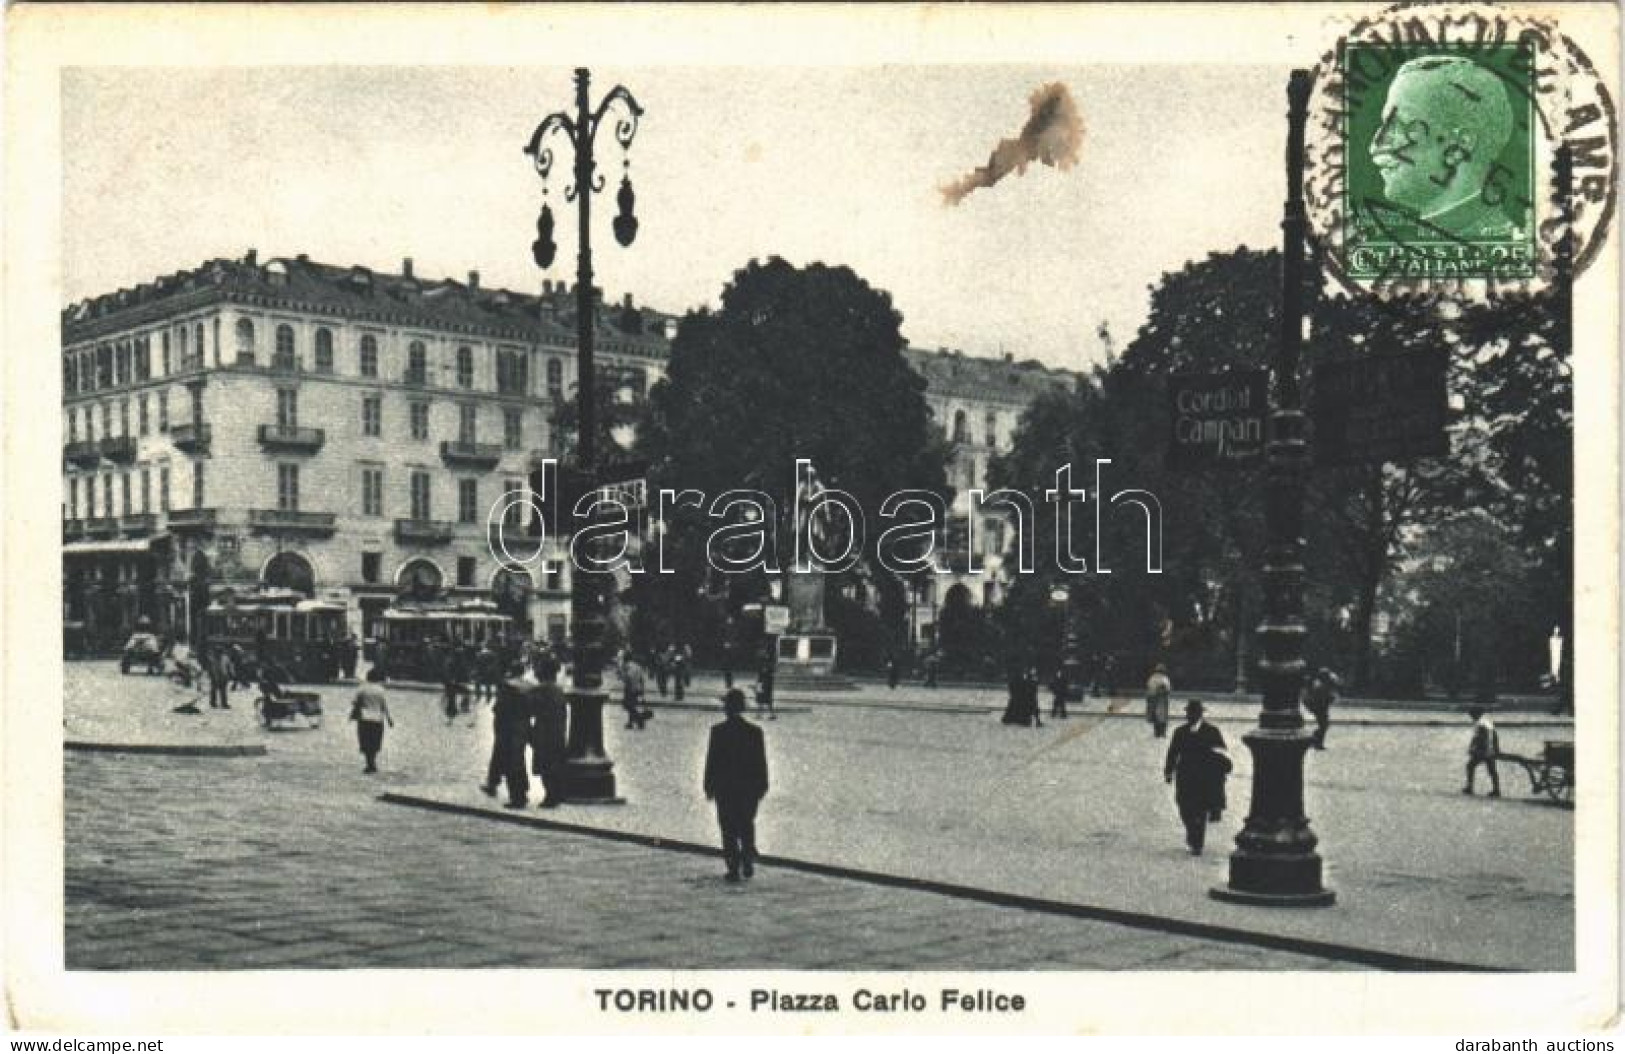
[634,258,951,656]
[991,245,1571,695]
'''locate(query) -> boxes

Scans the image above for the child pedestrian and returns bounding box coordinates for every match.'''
[1462,705,1501,797]
[1304,667,1340,749]
[1145,663,1172,738]
[755,658,776,720]
[350,667,394,774]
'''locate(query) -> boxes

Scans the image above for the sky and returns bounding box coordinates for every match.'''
[62,63,1290,372]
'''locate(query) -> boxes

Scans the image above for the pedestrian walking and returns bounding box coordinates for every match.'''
[885,652,900,690]
[349,667,394,774]
[1163,700,1231,856]
[703,688,769,883]
[1145,663,1172,738]
[457,644,476,714]
[439,643,460,725]
[229,643,253,689]
[1001,665,1025,725]
[923,650,940,689]
[529,652,568,808]
[755,657,776,720]
[204,642,231,710]
[1304,666,1340,750]
[1462,705,1501,797]
[475,641,501,705]
[482,667,534,808]
[339,633,359,680]
[1000,665,1043,727]
[672,645,689,701]
[1049,668,1070,720]
[653,648,670,698]
[620,654,652,730]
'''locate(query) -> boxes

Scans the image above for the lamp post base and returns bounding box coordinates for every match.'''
[1209,885,1336,908]
[1212,727,1336,907]
[559,689,619,804]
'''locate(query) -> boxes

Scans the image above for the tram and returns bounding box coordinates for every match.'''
[373,600,516,682]
[202,588,350,683]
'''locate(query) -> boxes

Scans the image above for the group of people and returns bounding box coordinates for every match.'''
[881,651,940,690]
[478,651,571,808]
[169,636,294,715]
[643,644,695,700]
[429,639,521,725]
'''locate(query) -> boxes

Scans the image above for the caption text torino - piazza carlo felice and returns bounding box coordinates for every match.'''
[594,987,1027,1015]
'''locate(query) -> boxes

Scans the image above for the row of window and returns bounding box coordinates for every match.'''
[344,467,526,525]
[69,385,538,452]
[66,459,528,528]
[950,408,1007,449]
[67,465,193,520]
[65,319,604,399]
[65,323,210,395]
[354,393,529,449]
[355,552,562,591]
[66,391,174,443]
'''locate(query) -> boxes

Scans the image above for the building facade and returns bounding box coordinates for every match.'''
[60,252,1081,653]
[901,347,1079,648]
[61,252,672,650]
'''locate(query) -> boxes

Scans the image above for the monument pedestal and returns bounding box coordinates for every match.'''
[774,631,855,691]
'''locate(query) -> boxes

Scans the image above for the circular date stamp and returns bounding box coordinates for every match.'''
[1303,2,1616,302]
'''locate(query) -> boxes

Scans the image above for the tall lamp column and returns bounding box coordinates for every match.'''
[1211,70,1335,906]
[524,67,644,803]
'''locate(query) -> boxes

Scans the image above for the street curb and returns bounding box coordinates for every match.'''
[65,740,267,758]
[1031,712,1574,730]
[641,701,813,715]
[379,791,1499,973]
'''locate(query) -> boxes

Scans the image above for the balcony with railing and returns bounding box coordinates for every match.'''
[63,439,101,466]
[98,435,137,463]
[170,422,212,453]
[257,424,326,452]
[248,508,337,535]
[439,440,503,469]
[120,512,158,536]
[166,507,218,532]
[395,518,456,546]
[84,516,120,537]
[63,518,86,542]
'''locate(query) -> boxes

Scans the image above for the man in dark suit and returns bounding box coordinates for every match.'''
[1163,699,1231,856]
[703,688,770,883]
[529,652,568,808]
[482,663,533,809]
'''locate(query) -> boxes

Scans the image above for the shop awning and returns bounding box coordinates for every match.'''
[62,536,164,556]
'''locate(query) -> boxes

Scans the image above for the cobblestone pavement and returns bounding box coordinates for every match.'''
[62,661,1572,970]
[65,751,1355,970]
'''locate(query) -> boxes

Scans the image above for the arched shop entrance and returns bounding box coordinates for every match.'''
[492,564,533,634]
[397,558,444,601]
[261,551,315,597]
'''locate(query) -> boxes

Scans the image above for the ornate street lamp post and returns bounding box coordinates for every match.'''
[524,68,643,803]
[1211,70,1335,906]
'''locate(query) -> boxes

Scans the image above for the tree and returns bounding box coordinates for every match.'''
[637,257,951,650]
[548,372,644,465]
[990,246,1572,694]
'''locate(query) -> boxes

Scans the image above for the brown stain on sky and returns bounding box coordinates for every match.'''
[940,82,1084,206]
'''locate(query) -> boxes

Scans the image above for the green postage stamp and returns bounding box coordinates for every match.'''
[1341,43,1536,280]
